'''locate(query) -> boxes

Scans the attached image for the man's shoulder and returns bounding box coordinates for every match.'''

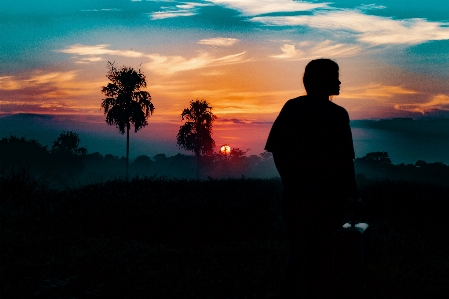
[328,101,349,116]
[278,96,306,114]
[285,96,306,105]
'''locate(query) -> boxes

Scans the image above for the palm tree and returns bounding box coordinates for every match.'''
[177,99,217,179]
[101,62,154,178]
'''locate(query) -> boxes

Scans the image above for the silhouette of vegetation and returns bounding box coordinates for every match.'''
[1,175,448,298]
[358,151,392,166]
[0,135,84,187]
[51,131,87,155]
[0,135,50,170]
[355,152,449,186]
[2,132,448,187]
[50,131,86,181]
[176,99,216,178]
[101,61,154,178]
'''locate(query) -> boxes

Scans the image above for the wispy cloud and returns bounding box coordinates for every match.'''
[272,40,360,60]
[74,57,104,64]
[57,44,144,61]
[394,94,449,115]
[26,71,78,85]
[81,8,121,12]
[198,37,239,46]
[0,100,80,114]
[57,43,251,75]
[0,71,105,114]
[251,10,449,45]
[0,76,22,90]
[150,2,211,20]
[0,71,79,89]
[343,83,418,99]
[206,0,327,16]
[357,4,386,11]
[145,51,251,75]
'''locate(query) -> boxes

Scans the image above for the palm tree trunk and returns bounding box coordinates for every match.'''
[126,123,130,180]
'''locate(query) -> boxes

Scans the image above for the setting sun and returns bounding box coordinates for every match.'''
[220,145,231,155]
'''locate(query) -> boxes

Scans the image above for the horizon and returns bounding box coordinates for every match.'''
[1,1,449,163]
[1,113,449,165]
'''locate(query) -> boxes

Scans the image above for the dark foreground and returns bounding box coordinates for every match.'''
[1,173,448,298]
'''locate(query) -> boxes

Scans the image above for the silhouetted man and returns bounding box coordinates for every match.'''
[265,59,358,299]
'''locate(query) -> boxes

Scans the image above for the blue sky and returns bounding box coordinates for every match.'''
[1,0,448,161]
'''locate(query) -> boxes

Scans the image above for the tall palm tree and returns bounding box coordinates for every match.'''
[177,99,216,179]
[101,62,154,178]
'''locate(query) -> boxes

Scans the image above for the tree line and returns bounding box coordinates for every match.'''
[354,151,449,186]
[0,133,277,188]
[2,133,449,188]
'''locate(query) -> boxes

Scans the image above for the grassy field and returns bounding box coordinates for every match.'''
[1,172,448,298]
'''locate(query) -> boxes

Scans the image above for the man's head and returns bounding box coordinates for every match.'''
[303,59,340,97]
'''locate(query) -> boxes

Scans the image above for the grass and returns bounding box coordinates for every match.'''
[1,173,448,298]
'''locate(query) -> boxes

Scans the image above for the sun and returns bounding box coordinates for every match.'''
[220,144,231,155]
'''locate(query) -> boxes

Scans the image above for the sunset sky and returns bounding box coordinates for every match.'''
[1,0,449,163]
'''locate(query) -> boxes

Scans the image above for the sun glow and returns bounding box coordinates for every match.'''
[220,144,231,155]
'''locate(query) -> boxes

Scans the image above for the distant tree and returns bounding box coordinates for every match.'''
[358,151,392,166]
[51,131,87,155]
[50,131,86,182]
[259,151,273,161]
[0,135,50,169]
[133,155,153,165]
[415,160,427,168]
[153,153,167,163]
[104,154,120,162]
[229,148,248,161]
[176,99,217,178]
[101,61,154,178]
[130,155,154,177]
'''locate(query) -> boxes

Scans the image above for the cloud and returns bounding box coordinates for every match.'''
[272,40,360,60]
[150,10,195,19]
[343,84,418,99]
[0,76,22,90]
[150,2,211,20]
[0,71,79,90]
[394,94,449,115]
[198,37,239,46]
[145,51,251,75]
[357,4,386,11]
[217,118,274,125]
[26,71,78,85]
[0,100,77,114]
[251,10,449,45]
[57,44,250,75]
[57,44,144,62]
[0,71,105,114]
[74,56,104,64]
[206,0,327,16]
[81,8,121,12]
[351,118,449,138]
[218,118,253,124]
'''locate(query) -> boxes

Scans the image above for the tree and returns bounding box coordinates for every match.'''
[0,135,50,169]
[101,62,154,178]
[51,131,87,155]
[51,131,87,178]
[177,99,217,178]
[358,152,392,166]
